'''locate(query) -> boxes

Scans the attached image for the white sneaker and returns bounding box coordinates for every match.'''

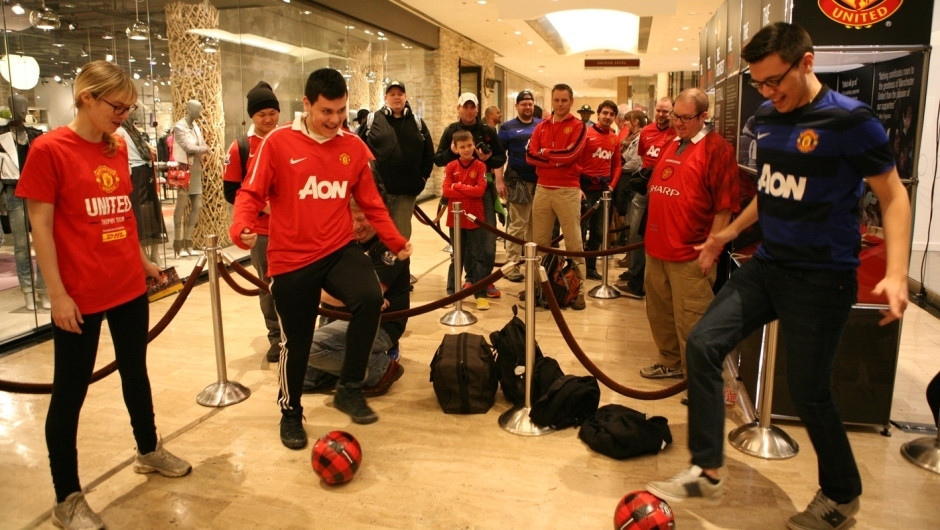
[52,492,104,529]
[134,440,192,477]
[646,465,723,503]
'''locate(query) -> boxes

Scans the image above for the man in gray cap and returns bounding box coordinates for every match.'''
[223,80,282,362]
[359,80,435,240]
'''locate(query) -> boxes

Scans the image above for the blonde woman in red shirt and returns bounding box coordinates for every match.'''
[17,60,191,529]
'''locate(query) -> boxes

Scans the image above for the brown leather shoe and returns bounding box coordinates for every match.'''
[571,294,586,310]
[363,360,404,397]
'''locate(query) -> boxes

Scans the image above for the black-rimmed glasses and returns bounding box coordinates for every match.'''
[98,97,138,115]
[748,60,800,90]
[669,111,703,124]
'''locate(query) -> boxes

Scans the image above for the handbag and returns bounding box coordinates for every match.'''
[166,164,191,190]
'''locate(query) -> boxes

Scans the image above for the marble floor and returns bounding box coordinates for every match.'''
[1,203,938,529]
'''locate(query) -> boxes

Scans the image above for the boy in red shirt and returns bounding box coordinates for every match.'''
[443,130,490,310]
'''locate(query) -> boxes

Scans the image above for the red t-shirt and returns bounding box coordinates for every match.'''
[579,124,623,189]
[638,122,676,169]
[645,130,740,262]
[442,158,487,229]
[16,127,145,314]
[224,134,269,234]
[230,117,405,277]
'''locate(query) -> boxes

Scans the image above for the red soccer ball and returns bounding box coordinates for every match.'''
[614,491,676,530]
[311,431,362,485]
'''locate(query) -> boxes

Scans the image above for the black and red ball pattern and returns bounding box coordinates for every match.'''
[311,430,362,485]
[614,491,676,530]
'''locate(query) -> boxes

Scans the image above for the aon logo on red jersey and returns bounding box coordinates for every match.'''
[592,147,613,160]
[298,176,348,199]
[644,145,661,158]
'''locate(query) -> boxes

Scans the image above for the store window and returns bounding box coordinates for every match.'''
[0,1,429,348]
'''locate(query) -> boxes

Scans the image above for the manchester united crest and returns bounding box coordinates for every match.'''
[818,0,903,29]
[563,126,573,135]
[339,153,351,165]
[94,165,120,193]
[796,129,819,153]
[661,167,674,181]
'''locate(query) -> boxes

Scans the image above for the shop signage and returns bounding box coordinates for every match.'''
[584,58,640,68]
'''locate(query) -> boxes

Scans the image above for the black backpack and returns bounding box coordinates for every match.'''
[490,306,565,406]
[539,253,581,308]
[429,333,498,414]
[578,404,673,460]
[529,375,600,429]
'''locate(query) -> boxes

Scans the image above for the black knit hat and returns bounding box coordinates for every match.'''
[247,81,280,117]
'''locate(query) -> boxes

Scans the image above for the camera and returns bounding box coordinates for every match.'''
[476,142,492,155]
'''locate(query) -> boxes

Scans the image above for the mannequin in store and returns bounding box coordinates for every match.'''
[171,99,209,257]
[116,106,167,263]
[0,93,48,310]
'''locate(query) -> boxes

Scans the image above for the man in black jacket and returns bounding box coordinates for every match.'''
[360,81,434,240]
[434,92,507,298]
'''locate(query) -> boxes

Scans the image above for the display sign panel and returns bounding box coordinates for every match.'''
[792,0,932,46]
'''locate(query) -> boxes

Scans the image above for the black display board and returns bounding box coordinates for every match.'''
[737,73,766,169]
[792,0,933,46]
[713,81,725,139]
[705,18,716,90]
[741,0,762,45]
[761,0,788,26]
[873,52,924,182]
[722,76,741,148]
[726,0,743,75]
[714,0,730,82]
[837,65,875,104]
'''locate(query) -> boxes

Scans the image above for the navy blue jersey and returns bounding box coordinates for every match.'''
[753,86,894,270]
[498,117,541,182]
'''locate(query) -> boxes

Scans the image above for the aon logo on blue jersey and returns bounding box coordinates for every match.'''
[298,176,348,200]
[758,164,806,201]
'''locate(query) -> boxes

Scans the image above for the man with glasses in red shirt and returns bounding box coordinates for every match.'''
[639,88,739,383]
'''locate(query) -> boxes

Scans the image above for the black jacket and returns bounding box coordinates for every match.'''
[433,119,506,170]
[360,103,435,196]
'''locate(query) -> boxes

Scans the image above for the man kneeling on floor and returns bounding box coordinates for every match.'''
[304,200,408,397]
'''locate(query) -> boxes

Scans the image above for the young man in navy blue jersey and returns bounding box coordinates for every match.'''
[647,22,911,530]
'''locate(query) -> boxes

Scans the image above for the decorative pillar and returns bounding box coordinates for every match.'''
[165,1,227,247]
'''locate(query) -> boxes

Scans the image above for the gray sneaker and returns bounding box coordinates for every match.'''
[786,490,859,530]
[640,363,684,379]
[134,440,192,477]
[504,267,524,282]
[334,382,378,424]
[53,492,105,530]
[646,465,723,503]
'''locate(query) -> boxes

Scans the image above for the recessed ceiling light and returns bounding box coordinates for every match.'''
[672,47,679,51]
[514,30,521,35]
[677,38,684,42]
[682,26,690,31]
[477,0,487,4]
[527,40,533,45]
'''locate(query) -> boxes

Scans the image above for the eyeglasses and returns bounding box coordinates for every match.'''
[669,111,703,124]
[98,97,138,115]
[748,60,800,90]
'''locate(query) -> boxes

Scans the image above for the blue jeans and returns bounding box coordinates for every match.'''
[305,320,393,387]
[249,234,279,346]
[446,226,488,298]
[3,185,45,293]
[686,258,861,503]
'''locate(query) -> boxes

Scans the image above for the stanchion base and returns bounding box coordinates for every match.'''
[589,284,621,299]
[443,244,453,254]
[901,437,940,474]
[499,406,554,436]
[728,422,799,459]
[197,381,251,407]
[440,308,477,326]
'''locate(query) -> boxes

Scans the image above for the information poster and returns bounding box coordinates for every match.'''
[873,53,924,181]
[837,66,874,105]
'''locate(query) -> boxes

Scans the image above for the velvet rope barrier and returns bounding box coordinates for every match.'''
[217,261,261,297]
[470,214,644,258]
[538,276,687,400]
[412,205,452,245]
[0,259,208,395]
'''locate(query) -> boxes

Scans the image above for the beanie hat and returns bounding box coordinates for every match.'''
[247,81,280,117]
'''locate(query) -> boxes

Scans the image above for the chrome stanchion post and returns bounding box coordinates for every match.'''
[589,190,619,299]
[729,320,798,458]
[500,242,553,436]
[440,202,477,326]
[196,234,251,407]
[901,403,940,474]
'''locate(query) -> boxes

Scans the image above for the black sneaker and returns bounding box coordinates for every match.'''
[334,382,378,424]
[266,342,282,363]
[279,409,307,449]
[614,282,645,299]
[586,269,603,281]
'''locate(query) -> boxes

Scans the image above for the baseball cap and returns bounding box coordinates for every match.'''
[386,81,406,94]
[356,108,370,124]
[516,90,534,103]
[578,104,594,114]
[457,92,479,106]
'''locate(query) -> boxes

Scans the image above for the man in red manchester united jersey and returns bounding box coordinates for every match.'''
[640,88,739,383]
[231,69,412,448]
